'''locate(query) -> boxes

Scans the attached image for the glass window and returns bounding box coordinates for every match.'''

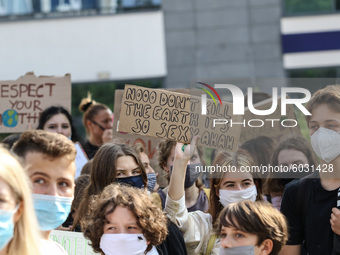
[284,0,336,16]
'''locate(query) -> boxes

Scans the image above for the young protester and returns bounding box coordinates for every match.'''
[0,146,41,255]
[133,143,159,192]
[154,140,209,212]
[263,136,316,210]
[165,137,263,254]
[81,183,168,255]
[78,94,113,159]
[12,130,76,255]
[74,141,188,254]
[217,200,288,255]
[37,105,83,144]
[280,85,340,255]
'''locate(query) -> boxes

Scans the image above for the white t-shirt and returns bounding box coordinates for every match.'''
[41,239,68,255]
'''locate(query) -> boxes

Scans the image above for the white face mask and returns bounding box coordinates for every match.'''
[100,233,148,255]
[311,127,340,163]
[219,185,257,207]
[219,245,255,255]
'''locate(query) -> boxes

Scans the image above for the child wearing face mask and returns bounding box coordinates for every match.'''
[81,183,168,255]
[217,200,288,255]
[280,85,340,255]
[165,137,263,255]
[73,142,188,255]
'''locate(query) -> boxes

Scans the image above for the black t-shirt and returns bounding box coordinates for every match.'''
[280,176,337,255]
[82,141,100,159]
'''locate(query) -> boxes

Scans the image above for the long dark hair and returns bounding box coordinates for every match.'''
[37,106,83,143]
[73,142,148,230]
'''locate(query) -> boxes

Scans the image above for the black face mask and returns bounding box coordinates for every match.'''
[170,163,202,188]
[116,175,144,189]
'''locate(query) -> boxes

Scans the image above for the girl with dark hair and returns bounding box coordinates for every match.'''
[74,141,188,255]
[37,105,83,144]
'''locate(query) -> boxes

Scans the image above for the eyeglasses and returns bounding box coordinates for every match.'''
[91,120,106,131]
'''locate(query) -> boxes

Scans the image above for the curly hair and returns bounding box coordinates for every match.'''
[12,130,76,161]
[216,200,288,255]
[81,183,168,254]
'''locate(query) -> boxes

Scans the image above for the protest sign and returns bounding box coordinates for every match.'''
[50,230,99,255]
[240,97,302,145]
[74,142,88,179]
[113,89,190,187]
[118,85,242,151]
[118,85,191,143]
[0,72,71,133]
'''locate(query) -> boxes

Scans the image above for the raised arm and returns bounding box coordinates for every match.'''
[168,137,198,201]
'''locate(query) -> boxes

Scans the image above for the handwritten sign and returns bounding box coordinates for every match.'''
[50,230,99,255]
[0,72,71,133]
[119,85,192,143]
[113,89,190,187]
[118,85,242,151]
[240,97,302,144]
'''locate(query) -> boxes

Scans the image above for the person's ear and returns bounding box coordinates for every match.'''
[13,201,23,223]
[259,239,273,255]
[215,186,220,197]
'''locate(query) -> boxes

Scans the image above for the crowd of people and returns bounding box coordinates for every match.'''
[1,85,340,255]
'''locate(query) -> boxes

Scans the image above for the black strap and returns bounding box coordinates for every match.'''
[332,188,340,255]
[296,173,316,249]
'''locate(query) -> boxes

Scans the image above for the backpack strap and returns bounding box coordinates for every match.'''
[296,173,316,239]
[205,234,217,255]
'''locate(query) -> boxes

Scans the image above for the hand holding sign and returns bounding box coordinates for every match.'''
[118,85,241,151]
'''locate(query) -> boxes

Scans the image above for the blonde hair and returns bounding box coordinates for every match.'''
[0,146,41,255]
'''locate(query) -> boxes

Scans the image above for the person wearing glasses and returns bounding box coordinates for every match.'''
[79,94,113,159]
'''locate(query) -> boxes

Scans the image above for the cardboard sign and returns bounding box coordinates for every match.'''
[74,142,88,179]
[113,89,190,188]
[119,85,192,143]
[118,85,242,151]
[0,72,71,133]
[190,95,242,152]
[240,97,302,144]
[50,230,99,255]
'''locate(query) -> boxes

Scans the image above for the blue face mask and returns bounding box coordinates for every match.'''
[146,173,157,191]
[116,175,145,189]
[0,206,18,250]
[32,194,73,231]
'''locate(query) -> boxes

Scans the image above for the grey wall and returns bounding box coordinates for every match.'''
[162,0,285,89]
